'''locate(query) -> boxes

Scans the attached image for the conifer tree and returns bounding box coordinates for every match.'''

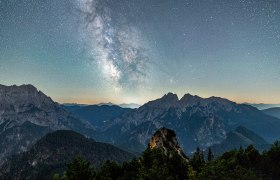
[207,148,214,162]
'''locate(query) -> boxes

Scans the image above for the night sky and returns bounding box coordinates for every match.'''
[0,0,280,104]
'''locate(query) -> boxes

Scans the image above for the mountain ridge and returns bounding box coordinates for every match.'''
[63,103,141,109]
[65,104,131,131]
[102,92,280,153]
[1,85,279,160]
[0,84,96,163]
[262,107,280,119]
[210,126,271,155]
[0,130,135,180]
[247,103,280,110]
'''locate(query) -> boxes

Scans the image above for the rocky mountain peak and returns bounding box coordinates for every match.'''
[0,84,96,163]
[144,93,179,109]
[142,92,236,111]
[158,92,179,105]
[149,127,188,161]
[180,93,201,106]
[163,92,179,100]
[0,84,55,114]
[0,84,39,96]
[207,96,234,104]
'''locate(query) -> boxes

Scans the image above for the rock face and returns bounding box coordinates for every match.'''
[149,127,188,161]
[0,84,92,129]
[0,130,135,180]
[0,84,95,163]
[103,92,280,153]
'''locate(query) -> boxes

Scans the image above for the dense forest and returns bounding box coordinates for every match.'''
[52,141,280,180]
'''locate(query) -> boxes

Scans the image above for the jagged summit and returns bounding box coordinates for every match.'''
[0,84,37,90]
[0,84,55,114]
[0,84,95,162]
[0,84,94,130]
[160,92,179,104]
[164,92,179,99]
[0,84,38,97]
[0,84,44,98]
[149,127,188,161]
[104,90,280,153]
[142,92,236,111]
[180,93,201,106]
[144,92,179,108]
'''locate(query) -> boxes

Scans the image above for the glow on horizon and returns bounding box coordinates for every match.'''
[1,0,280,105]
[52,91,280,105]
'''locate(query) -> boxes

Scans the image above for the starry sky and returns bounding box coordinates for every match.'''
[0,0,280,104]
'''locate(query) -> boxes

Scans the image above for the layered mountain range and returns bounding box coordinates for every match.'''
[64,104,131,131]
[0,84,96,163]
[0,130,135,180]
[0,84,279,164]
[249,103,280,110]
[262,107,280,119]
[101,93,280,153]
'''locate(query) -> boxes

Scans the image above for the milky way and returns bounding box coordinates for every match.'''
[76,0,150,92]
[1,0,280,104]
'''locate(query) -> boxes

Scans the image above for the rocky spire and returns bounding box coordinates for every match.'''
[149,127,188,161]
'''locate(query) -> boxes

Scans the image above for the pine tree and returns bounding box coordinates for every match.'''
[190,147,205,173]
[65,157,94,180]
[207,148,214,162]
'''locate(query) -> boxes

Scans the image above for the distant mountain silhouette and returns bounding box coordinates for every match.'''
[96,102,116,106]
[262,107,280,119]
[65,105,131,131]
[0,130,135,180]
[62,103,87,112]
[210,126,271,155]
[96,102,141,109]
[118,103,141,109]
[63,103,140,112]
[247,103,280,110]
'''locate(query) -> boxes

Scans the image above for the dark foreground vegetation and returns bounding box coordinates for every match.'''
[52,142,280,180]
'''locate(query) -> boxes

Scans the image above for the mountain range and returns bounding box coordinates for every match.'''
[1,84,279,164]
[100,93,280,153]
[63,102,141,110]
[0,84,96,163]
[63,105,131,131]
[96,103,141,109]
[0,130,135,180]
[248,103,280,110]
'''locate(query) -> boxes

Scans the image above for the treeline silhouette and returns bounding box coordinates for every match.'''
[52,141,280,179]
